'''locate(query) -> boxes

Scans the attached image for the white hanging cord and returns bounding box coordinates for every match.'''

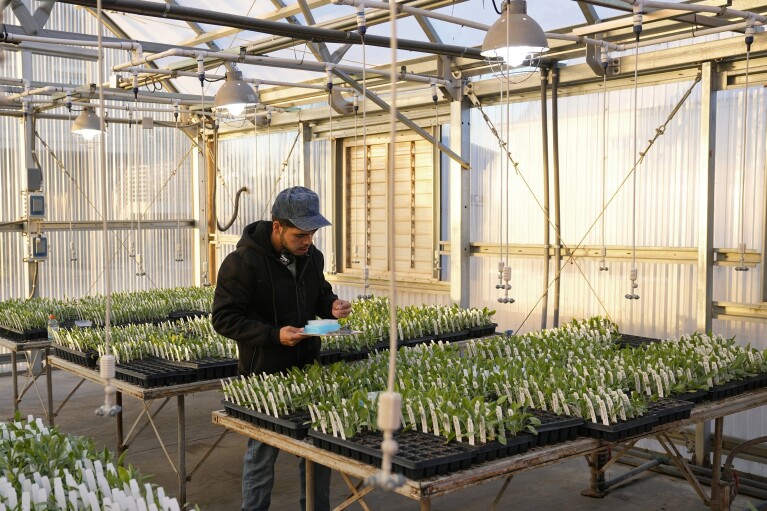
[174,103,184,264]
[498,18,514,305]
[134,97,147,279]
[128,107,136,259]
[360,26,372,299]
[199,65,211,287]
[94,0,120,418]
[599,49,609,272]
[431,82,441,278]
[736,22,755,272]
[626,6,642,300]
[327,70,337,275]
[352,94,361,265]
[65,95,77,263]
[365,0,404,491]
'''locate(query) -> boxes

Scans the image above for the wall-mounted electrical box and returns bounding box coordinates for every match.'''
[25,235,48,261]
[25,192,46,219]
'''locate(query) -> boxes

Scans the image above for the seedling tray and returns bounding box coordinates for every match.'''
[468,323,498,339]
[707,379,751,401]
[165,356,238,381]
[530,409,584,447]
[0,325,48,342]
[579,414,658,442]
[317,349,344,366]
[53,344,99,368]
[115,357,196,388]
[614,334,662,350]
[222,400,310,439]
[469,433,535,464]
[746,373,767,391]
[308,429,474,480]
[167,310,209,320]
[645,398,694,425]
[673,389,708,404]
[438,329,470,344]
[401,336,437,348]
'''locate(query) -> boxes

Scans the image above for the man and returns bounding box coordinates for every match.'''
[212,186,352,511]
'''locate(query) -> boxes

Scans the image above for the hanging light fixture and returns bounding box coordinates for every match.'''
[481,0,549,67]
[214,70,258,116]
[71,106,103,140]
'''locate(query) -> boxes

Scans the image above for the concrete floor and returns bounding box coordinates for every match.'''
[1,361,760,511]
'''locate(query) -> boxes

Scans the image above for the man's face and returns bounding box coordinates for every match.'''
[274,222,316,256]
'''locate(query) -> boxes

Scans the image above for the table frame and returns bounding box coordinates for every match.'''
[212,387,767,511]
[49,356,228,505]
[0,338,53,426]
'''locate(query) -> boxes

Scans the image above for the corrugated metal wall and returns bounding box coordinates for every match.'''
[0,3,195,301]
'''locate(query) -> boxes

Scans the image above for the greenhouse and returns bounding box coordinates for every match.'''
[2,0,767,509]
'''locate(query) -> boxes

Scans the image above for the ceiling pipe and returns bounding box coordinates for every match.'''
[118,65,356,93]
[0,31,142,55]
[56,0,483,59]
[113,47,453,87]
[331,0,490,31]
[624,0,767,24]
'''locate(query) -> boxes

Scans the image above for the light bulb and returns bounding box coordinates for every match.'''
[506,48,530,67]
[78,129,102,141]
[226,103,246,116]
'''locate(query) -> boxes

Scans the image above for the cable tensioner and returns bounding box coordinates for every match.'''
[625,267,640,300]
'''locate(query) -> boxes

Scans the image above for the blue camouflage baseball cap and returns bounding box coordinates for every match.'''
[271,186,331,231]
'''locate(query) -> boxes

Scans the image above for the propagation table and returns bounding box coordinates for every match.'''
[212,387,767,511]
[49,355,226,505]
[0,337,53,425]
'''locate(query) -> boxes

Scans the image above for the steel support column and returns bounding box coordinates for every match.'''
[449,99,470,307]
[696,61,718,467]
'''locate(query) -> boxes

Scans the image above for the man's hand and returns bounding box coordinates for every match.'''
[331,299,352,319]
[279,326,306,346]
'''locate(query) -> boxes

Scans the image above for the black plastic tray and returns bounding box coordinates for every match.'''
[222,400,311,439]
[167,310,209,321]
[438,329,470,344]
[673,388,708,403]
[401,336,437,348]
[309,429,474,480]
[530,409,584,447]
[707,379,751,401]
[165,356,238,381]
[746,373,767,391]
[579,414,658,442]
[115,357,196,388]
[317,349,344,366]
[468,323,498,338]
[53,344,99,368]
[470,433,535,464]
[614,334,662,349]
[0,325,48,342]
[645,398,694,425]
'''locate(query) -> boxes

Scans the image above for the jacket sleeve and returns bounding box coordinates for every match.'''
[313,250,339,319]
[212,251,281,347]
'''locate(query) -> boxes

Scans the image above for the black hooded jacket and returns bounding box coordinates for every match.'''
[211,220,338,375]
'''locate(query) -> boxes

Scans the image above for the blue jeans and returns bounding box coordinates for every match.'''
[242,438,331,511]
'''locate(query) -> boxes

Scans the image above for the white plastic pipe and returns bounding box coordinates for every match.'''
[331,0,490,31]
[0,32,143,54]
[632,0,767,24]
[117,65,356,92]
[6,85,76,100]
[113,47,452,86]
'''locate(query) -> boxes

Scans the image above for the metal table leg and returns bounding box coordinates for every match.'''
[306,459,315,511]
[116,391,125,456]
[178,395,187,506]
[11,350,18,415]
[710,417,724,511]
[45,346,54,426]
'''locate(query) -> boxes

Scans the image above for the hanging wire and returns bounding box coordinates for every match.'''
[361,32,372,299]
[128,108,136,259]
[626,20,641,301]
[174,105,183,263]
[200,80,211,287]
[599,53,609,272]
[352,94,360,265]
[735,26,754,272]
[327,79,337,275]
[134,99,147,279]
[66,104,77,264]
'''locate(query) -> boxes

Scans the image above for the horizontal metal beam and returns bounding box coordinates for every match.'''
[713,302,767,322]
[468,242,761,267]
[0,220,195,232]
[56,0,483,59]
